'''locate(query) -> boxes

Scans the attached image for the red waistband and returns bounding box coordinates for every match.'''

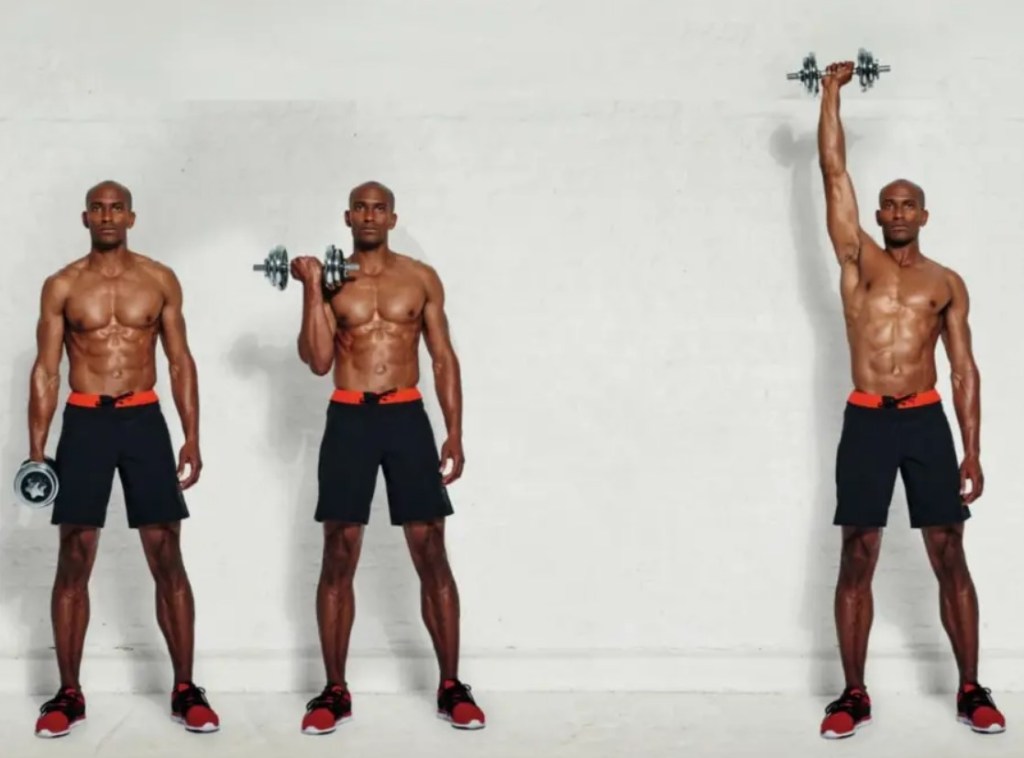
[330,387,422,405]
[67,390,160,408]
[847,388,941,409]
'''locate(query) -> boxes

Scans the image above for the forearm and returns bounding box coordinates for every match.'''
[298,287,334,374]
[818,86,847,176]
[28,363,60,459]
[168,354,200,442]
[951,365,980,458]
[433,353,463,437]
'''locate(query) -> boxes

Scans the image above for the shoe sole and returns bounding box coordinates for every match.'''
[171,715,220,733]
[36,717,86,739]
[302,715,352,735]
[957,716,1006,734]
[821,716,871,739]
[437,712,486,730]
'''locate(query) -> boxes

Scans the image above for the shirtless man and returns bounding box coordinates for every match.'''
[28,181,219,738]
[815,63,1005,738]
[293,181,485,734]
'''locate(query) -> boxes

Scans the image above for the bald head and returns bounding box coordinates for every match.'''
[85,180,133,210]
[879,178,925,209]
[349,181,395,211]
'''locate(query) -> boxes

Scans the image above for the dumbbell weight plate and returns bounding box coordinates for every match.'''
[323,245,341,290]
[252,246,290,290]
[14,458,59,508]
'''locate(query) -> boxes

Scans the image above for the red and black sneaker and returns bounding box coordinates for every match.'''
[171,682,220,733]
[437,679,485,730]
[820,686,871,739]
[957,682,1006,734]
[301,684,352,735]
[35,687,86,738]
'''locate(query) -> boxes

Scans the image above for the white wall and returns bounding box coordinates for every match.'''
[1,0,1023,695]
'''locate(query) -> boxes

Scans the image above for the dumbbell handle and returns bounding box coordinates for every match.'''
[251,262,358,273]
[787,64,890,80]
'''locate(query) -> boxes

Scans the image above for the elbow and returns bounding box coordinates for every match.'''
[950,364,979,391]
[30,362,59,390]
[167,356,195,383]
[309,354,334,376]
[431,352,459,380]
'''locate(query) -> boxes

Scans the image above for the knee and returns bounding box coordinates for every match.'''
[321,529,360,585]
[142,528,188,589]
[55,530,96,589]
[928,530,971,587]
[407,524,451,583]
[838,532,880,589]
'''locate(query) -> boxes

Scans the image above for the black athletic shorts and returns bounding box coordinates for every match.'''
[315,387,454,526]
[833,389,970,529]
[52,390,189,529]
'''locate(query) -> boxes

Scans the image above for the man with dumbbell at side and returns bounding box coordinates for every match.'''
[291,181,486,734]
[816,61,1005,738]
[23,180,219,738]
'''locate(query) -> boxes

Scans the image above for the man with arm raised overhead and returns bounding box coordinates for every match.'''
[816,62,1004,739]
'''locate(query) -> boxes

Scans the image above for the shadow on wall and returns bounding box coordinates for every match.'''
[227,303,430,694]
[0,350,57,694]
[1,357,169,695]
[770,124,944,696]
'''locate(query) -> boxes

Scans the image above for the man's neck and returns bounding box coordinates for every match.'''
[87,246,132,274]
[885,240,922,267]
[352,245,392,274]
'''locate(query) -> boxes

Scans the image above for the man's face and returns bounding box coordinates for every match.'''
[345,187,396,249]
[875,183,928,245]
[82,186,135,250]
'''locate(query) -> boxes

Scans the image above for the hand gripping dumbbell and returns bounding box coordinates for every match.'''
[786,48,890,95]
[14,458,59,508]
[252,245,360,291]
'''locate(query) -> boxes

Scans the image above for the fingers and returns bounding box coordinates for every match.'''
[443,454,465,485]
[960,467,984,504]
[178,453,201,489]
[439,450,464,485]
[968,473,984,503]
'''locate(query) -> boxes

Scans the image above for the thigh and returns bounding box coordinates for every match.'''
[116,405,189,529]
[833,406,899,528]
[901,406,969,529]
[381,403,454,526]
[315,403,380,525]
[52,406,117,529]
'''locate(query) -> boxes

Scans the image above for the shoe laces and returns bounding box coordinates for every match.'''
[960,684,996,711]
[307,684,349,712]
[174,683,210,713]
[440,680,475,709]
[40,688,81,715]
[825,687,865,715]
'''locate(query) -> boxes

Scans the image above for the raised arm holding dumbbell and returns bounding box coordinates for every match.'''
[815,61,1002,741]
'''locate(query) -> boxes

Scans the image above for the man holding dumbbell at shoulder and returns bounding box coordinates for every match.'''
[25,180,219,737]
[291,181,486,735]
[816,62,1005,738]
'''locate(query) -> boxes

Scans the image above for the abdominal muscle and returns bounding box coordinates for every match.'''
[846,304,942,397]
[66,323,160,396]
[333,317,422,392]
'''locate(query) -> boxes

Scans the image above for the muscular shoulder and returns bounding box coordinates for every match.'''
[393,253,443,292]
[940,264,969,300]
[42,258,86,299]
[132,253,181,292]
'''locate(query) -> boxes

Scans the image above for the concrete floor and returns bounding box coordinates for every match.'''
[1,691,1020,757]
